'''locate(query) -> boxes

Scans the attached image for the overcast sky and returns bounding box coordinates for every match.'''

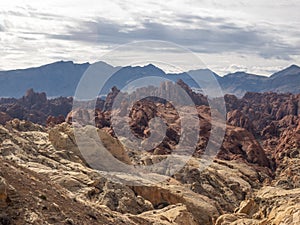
[0,0,300,75]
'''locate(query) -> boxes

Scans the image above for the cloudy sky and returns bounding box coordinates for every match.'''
[0,0,300,75]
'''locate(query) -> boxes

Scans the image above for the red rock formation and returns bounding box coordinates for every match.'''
[46,115,65,127]
[2,86,300,172]
[227,110,254,134]
[0,89,72,125]
[273,119,300,163]
[225,92,300,139]
[0,112,12,125]
[218,126,270,167]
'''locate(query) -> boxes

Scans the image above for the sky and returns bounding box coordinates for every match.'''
[0,0,300,75]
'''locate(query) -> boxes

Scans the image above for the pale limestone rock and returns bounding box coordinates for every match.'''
[139,204,198,225]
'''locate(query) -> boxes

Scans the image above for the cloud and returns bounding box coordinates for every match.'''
[0,24,4,32]
[227,64,248,72]
[46,15,298,61]
[0,18,9,32]
[0,0,299,74]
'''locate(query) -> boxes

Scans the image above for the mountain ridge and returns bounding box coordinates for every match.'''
[0,61,299,98]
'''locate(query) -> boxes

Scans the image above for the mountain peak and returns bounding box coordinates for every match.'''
[288,64,300,69]
[48,60,77,66]
[271,64,300,78]
[41,60,91,69]
[230,71,248,76]
[142,64,165,72]
[224,71,251,78]
[144,63,157,68]
[122,64,165,75]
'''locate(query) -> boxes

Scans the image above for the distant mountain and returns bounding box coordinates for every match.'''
[0,61,300,98]
[267,65,300,94]
[0,61,91,98]
[0,61,217,98]
[218,72,268,97]
[101,64,166,94]
[219,65,300,96]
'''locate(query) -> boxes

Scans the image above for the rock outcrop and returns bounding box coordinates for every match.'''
[215,186,300,225]
[0,89,73,125]
[225,92,300,138]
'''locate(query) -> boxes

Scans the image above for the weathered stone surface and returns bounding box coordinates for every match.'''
[139,204,198,225]
[0,176,8,208]
[215,187,300,225]
[132,183,220,224]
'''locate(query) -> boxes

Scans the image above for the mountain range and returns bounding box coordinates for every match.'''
[0,61,300,98]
